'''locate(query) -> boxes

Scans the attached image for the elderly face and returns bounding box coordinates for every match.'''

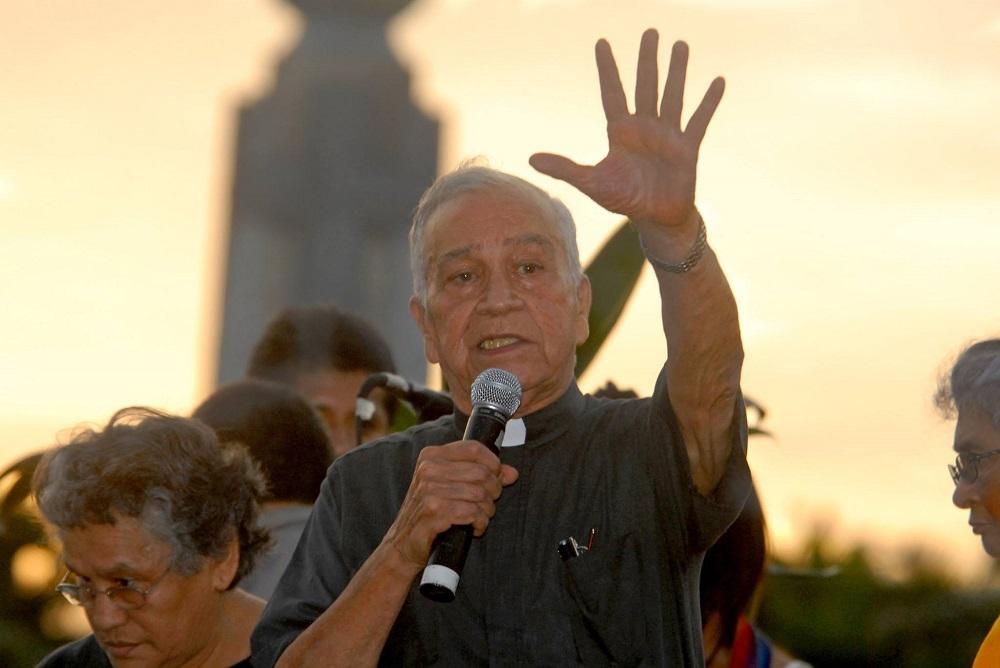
[952,407,1000,558]
[60,514,237,667]
[291,368,391,457]
[410,187,591,416]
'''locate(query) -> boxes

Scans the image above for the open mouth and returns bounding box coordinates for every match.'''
[479,336,520,351]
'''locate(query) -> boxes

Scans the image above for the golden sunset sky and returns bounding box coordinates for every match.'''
[2,0,998,575]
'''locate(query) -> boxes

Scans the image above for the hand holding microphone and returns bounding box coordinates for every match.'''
[419,368,522,602]
[380,368,522,603]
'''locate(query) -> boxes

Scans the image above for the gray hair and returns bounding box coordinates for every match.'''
[409,161,583,304]
[33,407,269,588]
[935,338,1000,429]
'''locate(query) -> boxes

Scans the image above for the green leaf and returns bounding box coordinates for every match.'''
[576,219,645,377]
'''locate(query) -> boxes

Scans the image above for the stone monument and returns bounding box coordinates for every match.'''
[217,0,437,384]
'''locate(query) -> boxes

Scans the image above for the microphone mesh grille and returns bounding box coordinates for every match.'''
[470,368,522,417]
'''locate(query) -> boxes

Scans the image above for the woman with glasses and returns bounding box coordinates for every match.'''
[33,407,269,667]
[937,338,1000,667]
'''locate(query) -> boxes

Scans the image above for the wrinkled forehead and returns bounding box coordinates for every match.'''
[61,516,168,575]
[954,405,1000,454]
[424,186,564,254]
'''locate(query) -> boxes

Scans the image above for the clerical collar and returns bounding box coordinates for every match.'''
[452,382,584,450]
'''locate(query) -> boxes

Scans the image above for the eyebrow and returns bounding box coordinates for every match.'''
[436,234,556,264]
[64,559,144,579]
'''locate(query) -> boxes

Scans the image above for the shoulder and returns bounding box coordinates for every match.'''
[36,635,110,668]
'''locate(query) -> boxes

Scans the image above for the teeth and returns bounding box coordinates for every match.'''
[480,337,518,350]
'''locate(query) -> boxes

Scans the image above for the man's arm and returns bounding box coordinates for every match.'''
[531,29,741,495]
[272,442,518,667]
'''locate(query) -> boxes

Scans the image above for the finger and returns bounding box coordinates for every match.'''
[595,38,629,121]
[530,153,595,190]
[684,76,725,147]
[425,440,501,469]
[659,40,688,129]
[432,477,502,504]
[499,464,519,486]
[635,29,659,117]
[417,460,505,492]
[420,497,493,536]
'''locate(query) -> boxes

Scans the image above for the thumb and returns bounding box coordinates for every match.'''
[499,464,519,486]
[529,153,594,189]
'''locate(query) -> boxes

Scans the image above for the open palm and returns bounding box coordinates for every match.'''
[530,29,724,231]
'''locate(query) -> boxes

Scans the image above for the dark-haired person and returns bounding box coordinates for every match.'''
[193,379,333,600]
[701,484,809,668]
[247,304,397,457]
[33,408,268,668]
[938,338,1000,667]
[252,29,750,667]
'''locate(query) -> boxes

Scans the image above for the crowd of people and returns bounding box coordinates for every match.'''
[22,27,999,668]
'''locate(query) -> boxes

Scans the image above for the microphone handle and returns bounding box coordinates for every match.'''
[419,405,509,602]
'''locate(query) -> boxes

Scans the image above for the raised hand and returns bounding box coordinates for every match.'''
[530,29,723,234]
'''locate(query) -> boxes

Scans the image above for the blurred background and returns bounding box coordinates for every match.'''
[1,0,998,665]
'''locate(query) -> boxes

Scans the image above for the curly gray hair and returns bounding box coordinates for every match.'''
[935,338,1000,430]
[408,161,583,305]
[33,407,269,588]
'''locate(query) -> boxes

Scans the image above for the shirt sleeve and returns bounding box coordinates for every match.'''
[249,471,350,667]
[648,363,752,555]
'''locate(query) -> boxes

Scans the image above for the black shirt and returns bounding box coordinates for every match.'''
[251,368,751,666]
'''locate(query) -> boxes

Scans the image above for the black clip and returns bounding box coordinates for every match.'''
[557,536,587,561]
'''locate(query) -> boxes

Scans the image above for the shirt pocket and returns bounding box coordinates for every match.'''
[560,531,649,666]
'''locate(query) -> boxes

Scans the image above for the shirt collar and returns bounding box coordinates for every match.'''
[452,382,584,450]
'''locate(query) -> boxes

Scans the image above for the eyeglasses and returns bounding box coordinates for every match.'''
[55,567,170,610]
[949,448,1000,486]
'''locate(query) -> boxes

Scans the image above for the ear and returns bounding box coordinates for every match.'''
[409,295,440,365]
[210,538,240,591]
[574,275,592,346]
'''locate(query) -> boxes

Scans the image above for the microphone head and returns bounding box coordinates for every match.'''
[470,368,522,418]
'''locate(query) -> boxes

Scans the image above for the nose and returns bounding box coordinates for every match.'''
[475,270,523,315]
[87,594,128,633]
[953,479,977,509]
[328,419,356,458]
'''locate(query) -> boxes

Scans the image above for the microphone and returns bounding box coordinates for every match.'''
[419,368,522,603]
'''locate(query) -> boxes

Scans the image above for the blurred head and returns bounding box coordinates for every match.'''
[33,407,268,666]
[937,338,1000,557]
[700,483,766,660]
[247,304,397,457]
[192,379,332,505]
[408,163,591,415]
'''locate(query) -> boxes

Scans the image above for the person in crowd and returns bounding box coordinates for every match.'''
[937,338,1000,667]
[701,484,810,668]
[247,304,398,457]
[251,28,751,666]
[33,408,268,667]
[192,379,333,600]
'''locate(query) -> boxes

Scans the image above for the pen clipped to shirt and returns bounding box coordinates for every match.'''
[558,528,596,561]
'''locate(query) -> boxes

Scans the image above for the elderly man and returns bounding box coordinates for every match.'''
[251,29,751,667]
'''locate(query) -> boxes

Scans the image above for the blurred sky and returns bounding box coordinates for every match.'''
[2,0,998,576]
